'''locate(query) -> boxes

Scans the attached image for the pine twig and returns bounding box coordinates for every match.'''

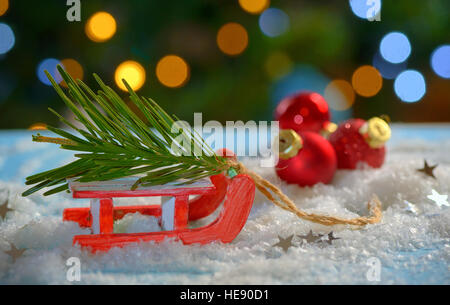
[32,134,77,146]
[22,66,227,197]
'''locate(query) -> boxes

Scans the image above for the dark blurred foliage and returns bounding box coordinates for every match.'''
[0,0,449,129]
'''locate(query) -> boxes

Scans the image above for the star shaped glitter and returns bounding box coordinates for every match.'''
[403,200,419,215]
[427,189,449,208]
[324,232,340,245]
[0,199,13,220]
[297,230,323,244]
[417,160,437,179]
[4,243,27,263]
[272,235,294,252]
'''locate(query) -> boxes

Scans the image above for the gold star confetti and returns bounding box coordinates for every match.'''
[417,160,437,179]
[324,232,340,245]
[427,189,449,208]
[272,235,294,252]
[297,230,323,244]
[4,243,27,263]
[0,198,13,220]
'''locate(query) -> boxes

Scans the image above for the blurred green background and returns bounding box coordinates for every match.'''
[0,0,449,130]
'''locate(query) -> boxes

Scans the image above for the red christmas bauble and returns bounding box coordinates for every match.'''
[276,130,337,186]
[275,91,332,134]
[328,118,391,169]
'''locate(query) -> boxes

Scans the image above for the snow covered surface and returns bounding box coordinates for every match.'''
[0,125,449,284]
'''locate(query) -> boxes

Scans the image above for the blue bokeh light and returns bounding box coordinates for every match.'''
[372,51,407,79]
[0,71,16,104]
[394,70,426,103]
[430,45,450,79]
[349,0,382,20]
[36,58,63,86]
[259,8,289,37]
[379,32,411,64]
[271,65,351,123]
[0,23,15,55]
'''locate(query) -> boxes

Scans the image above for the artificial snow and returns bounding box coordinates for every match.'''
[0,126,449,284]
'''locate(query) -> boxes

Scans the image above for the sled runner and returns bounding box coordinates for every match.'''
[63,173,255,252]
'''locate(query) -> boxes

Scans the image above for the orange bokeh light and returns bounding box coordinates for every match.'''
[60,59,84,87]
[351,65,383,97]
[156,55,190,88]
[85,12,117,42]
[0,0,8,16]
[217,23,248,56]
[239,0,270,14]
[324,79,355,111]
[28,123,47,131]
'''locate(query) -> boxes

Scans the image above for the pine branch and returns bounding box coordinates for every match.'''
[22,66,228,197]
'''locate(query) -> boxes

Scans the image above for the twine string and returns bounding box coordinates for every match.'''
[227,160,382,227]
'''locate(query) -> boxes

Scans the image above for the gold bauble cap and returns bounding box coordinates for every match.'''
[320,121,337,138]
[278,129,303,159]
[359,117,391,148]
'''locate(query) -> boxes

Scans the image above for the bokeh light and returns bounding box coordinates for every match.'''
[259,8,289,37]
[430,45,450,79]
[349,0,382,20]
[351,65,383,97]
[60,58,84,87]
[28,122,47,131]
[272,65,329,104]
[36,58,63,86]
[239,0,270,15]
[0,23,15,55]
[156,55,190,88]
[217,22,248,56]
[271,65,352,123]
[372,51,406,79]
[114,60,146,92]
[85,12,117,43]
[264,52,292,79]
[0,0,8,16]
[0,71,15,104]
[394,70,426,103]
[379,32,411,64]
[324,80,355,111]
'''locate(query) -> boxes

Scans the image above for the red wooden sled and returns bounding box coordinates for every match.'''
[63,173,255,252]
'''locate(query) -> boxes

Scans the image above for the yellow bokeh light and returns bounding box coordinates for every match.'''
[0,0,8,16]
[156,55,190,88]
[85,12,117,42]
[60,58,84,87]
[324,79,355,111]
[351,65,383,97]
[28,123,47,131]
[264,52,292,79]
[114,60,146,92]
[217,22,248,56]
[239,0,270,14]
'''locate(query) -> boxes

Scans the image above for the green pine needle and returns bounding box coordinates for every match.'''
[22,66,228,197]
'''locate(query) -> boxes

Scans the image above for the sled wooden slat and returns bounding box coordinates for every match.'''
[68,177,215,198]
[63,205,162,228]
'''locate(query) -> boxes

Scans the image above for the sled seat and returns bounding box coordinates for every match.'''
[63,176,218,234]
